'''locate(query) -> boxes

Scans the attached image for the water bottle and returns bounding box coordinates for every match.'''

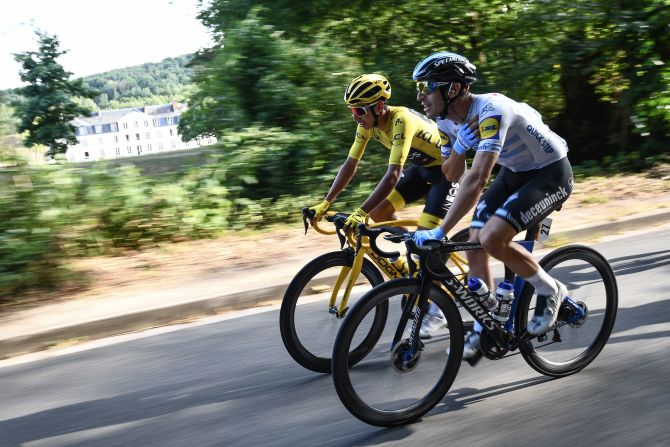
[388,256,409,276]
[492,280,515,322]
[467,277,497,310]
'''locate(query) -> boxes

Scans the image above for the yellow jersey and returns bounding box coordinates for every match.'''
[348,106,447,167]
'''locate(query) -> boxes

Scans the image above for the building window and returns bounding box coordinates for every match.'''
[95,124,102,133]
[125,135,130,142]
[167,116,174,125]
[145,132,150,139]
[114,136,118,143]
[147,143,152,152]
[136,133,141,141]
[79,127,87,136]
[83,140,88,148]
[153,118,160,126]
[171,140,177,148]
[111,123,118,132]
[98,137,103,145]
[144,120,149,127]
[159,142,164,150]
[123,122,128,129]
[115,148,120,156]
[127,146,132,154]
[134,121,139,128]
[137,145,142,153]
[84,151,90,158]
[101,149,105,158]
[169,129,174,136]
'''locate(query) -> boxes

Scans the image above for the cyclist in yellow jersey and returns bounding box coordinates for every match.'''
[308,74,460,234]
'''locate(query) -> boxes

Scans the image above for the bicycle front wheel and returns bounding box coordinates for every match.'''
[332,278,464,427]
[280,250,387,373]
[516,244,618,377]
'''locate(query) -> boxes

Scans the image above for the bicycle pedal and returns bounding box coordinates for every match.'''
[464,350,483,367]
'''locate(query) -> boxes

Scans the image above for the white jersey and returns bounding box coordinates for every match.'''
[437,93,568,172]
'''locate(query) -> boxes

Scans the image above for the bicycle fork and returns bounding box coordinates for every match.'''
[328,249,366,318]
[390,276,432,359]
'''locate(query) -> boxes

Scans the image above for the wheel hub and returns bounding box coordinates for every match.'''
[568,301,588,328]
[391,339,423,372]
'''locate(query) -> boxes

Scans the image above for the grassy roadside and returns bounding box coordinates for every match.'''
[2,165,669,314]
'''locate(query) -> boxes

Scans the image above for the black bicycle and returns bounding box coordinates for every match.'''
[280,208,470,373]
[331,221,618,427]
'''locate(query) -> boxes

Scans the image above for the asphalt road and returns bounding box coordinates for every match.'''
[0,228,669,447]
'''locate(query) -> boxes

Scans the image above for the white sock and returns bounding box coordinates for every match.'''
[525,268,558,296]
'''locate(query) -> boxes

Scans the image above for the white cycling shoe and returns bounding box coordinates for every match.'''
[527,280,568,335]
[419,312,447,339]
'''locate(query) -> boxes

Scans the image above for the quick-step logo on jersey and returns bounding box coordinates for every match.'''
[526,124,555,154]
[520,186,569,225]
[479,115,501,140]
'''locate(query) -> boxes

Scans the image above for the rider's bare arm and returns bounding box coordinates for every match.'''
[439,150,498,235]
[359,163,402,213]
[325,156,359,203]
[442,151,467,182]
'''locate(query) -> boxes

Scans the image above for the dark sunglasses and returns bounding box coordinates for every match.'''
[416,80,450,95]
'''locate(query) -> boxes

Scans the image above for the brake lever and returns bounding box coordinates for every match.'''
[333,216,347,249]
[355,224,364,255]
[301,207,315,235]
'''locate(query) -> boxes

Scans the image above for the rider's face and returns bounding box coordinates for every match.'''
[351,103,379,129]
[417,89,445,120]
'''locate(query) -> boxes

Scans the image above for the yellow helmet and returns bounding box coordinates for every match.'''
[343,74,391,107]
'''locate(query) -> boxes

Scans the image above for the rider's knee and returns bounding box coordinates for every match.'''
[369,201,395,222]
[480,228,508,258]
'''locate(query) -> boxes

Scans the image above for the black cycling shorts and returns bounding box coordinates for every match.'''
[472,156,573,233]
[394,165,458,218]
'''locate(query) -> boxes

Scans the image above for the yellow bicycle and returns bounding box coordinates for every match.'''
[279,209,470,373]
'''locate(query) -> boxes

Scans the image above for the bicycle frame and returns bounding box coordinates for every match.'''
[395,218,583,356]
[306,211,469,318]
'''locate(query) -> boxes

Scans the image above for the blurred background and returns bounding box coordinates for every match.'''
[0,0,668,298]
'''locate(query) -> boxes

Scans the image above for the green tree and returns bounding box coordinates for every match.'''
[11,30,96,157]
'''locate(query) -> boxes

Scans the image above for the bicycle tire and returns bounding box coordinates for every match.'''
[516,244,618,377]
[280,250,387,373]
[332,278,464,427]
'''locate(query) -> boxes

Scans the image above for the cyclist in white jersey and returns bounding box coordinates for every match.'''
[412,52,574,358]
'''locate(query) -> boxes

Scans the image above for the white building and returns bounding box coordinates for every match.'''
[66,101,216,162]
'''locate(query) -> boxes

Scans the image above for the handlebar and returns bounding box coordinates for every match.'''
[301,207,349,248]
[355,223,408,259]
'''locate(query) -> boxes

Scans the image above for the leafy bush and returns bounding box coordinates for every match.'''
[0,156,80,296]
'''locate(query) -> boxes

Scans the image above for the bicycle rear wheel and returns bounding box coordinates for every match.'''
[280,250,387,373]
[332,278,463,427]
[516,245,618,377]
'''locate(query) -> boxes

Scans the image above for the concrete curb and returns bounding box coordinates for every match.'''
[2,209,669,358]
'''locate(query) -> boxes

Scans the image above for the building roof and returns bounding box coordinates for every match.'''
[74,102,184,126]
